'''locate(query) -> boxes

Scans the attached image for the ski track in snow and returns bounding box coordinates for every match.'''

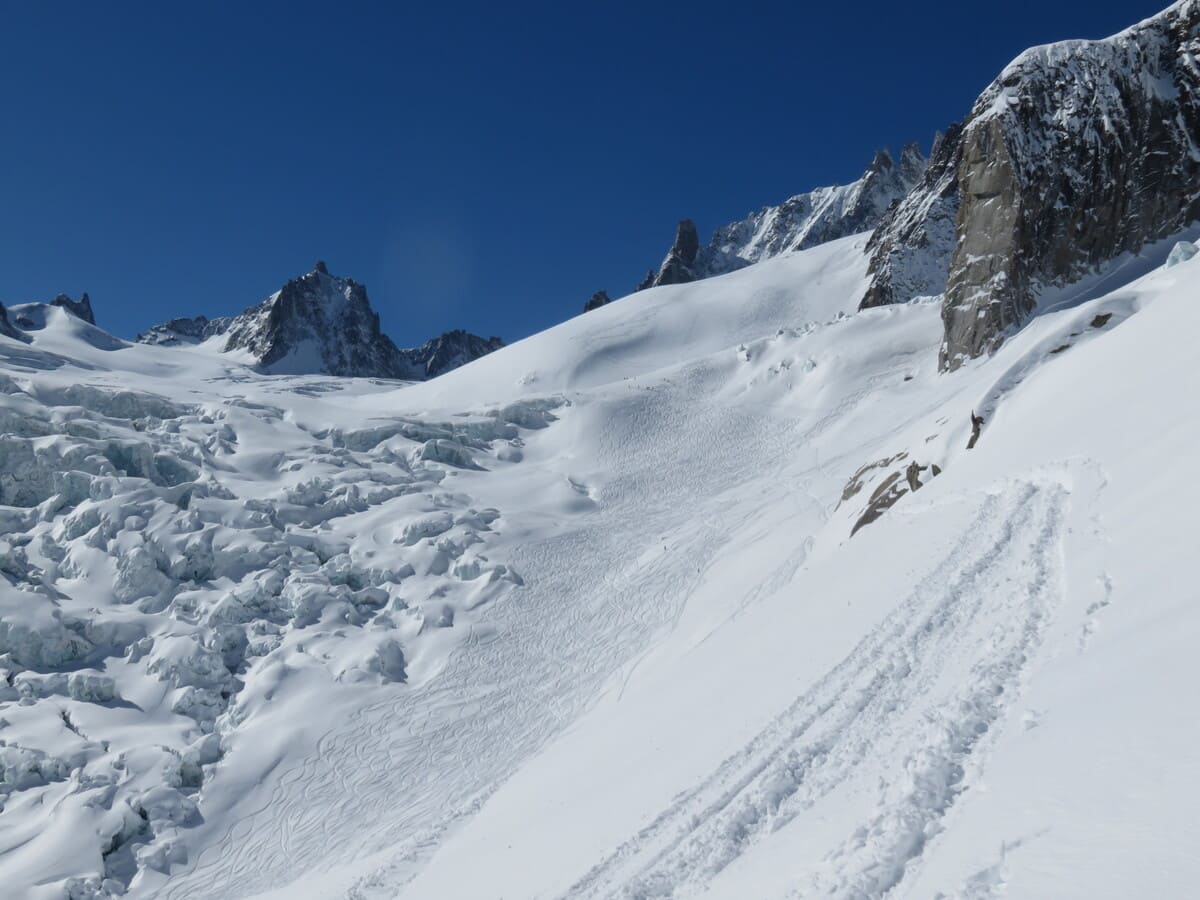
[160,370,816,898]
[562,479,1067,900]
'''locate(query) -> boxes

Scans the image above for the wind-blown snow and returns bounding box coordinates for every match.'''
[2,229,1199,899]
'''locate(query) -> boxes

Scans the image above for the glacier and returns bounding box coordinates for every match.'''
[0,224,1198,898]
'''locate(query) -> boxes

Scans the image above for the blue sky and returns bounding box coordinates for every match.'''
[0,1,1171,346]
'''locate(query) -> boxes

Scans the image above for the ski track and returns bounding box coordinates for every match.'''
[157,325,934,899]
[159,368,811,899]
[562,479,1067,900]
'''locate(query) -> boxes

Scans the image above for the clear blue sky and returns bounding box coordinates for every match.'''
[0,0,1171,346]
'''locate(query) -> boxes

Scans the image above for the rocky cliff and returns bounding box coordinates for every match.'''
[861,0,1200,370]
[398,329,505,379]
[640,146,927,290]
[137,263,503,380]
[136,315,233,346]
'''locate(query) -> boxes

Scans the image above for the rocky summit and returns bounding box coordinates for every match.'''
[217,263,409,377]
[137,263,504,380]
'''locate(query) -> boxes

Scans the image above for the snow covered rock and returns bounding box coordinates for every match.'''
[650,219,702,287]
[583,290,612,313]
[860,124,964,310]
[397,329,505,379]
[861,1,1200,369]
[135,264,503,380]
[640,146,927,290]
[0,305,21,341]
[135,315,232,346]
[216,263,412,377]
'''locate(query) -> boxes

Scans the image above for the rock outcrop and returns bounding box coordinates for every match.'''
[0,305,21,341]
[859,125,964,310]
[136,315,233,346]
[651,220,702,287]
[640,146,927,291]
[397,329,505,380]
[860,1,1200,370]
[137,263,503,380]
[51,292,95,325]
[217,263,408,377]
[583,290,612,313]
[941,0,1200,369]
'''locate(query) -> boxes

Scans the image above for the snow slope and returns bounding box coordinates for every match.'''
[2,230,1199,899]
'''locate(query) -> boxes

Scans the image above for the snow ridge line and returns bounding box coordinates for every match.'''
[562,479,1067,899]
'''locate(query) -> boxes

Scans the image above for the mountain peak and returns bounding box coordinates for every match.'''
[136,265,503,380]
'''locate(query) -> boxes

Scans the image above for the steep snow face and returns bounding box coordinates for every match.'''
[642,146,926,290]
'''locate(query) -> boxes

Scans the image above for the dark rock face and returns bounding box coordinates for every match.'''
[136,315,232,346]
[860,124,964,310]
[217,264,409,377]
[397,329,504,379]
[583,290,612,313]
[51,292,96,325]
[640,148,927,292]
[0,304,20,341]
[138,263,502,380]
[940,0,1200,369]
[652,220,701,287]
[860,2,1200,369]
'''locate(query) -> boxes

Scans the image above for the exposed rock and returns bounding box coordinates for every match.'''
[858,3,1200,368]
[848,456,942,536]
[850,471,907,537]
[967,411,984,450]
[1090,312,1113,328]
[840,452,907,505]
[398,330,504,380]
[860,124,964,309]
[218,263,408,377]
[583,290,612,313]
[136,315,233,346]
[652,220,702,287]
[0,305,21,341]
[939,0,1200,369]
[51,292,96,325]
[137,264,502,381]
[640,147,927,291]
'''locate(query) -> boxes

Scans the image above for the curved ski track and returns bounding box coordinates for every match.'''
[563,479,1067,899]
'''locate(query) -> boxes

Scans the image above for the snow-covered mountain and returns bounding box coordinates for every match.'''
[136,262,504,380]
[135,315,233,347]
[638,145,927,290]
[4,4,1200,900]
[864,0,1200,369]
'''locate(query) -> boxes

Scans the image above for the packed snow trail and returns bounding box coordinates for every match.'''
[557,479,1066,898]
